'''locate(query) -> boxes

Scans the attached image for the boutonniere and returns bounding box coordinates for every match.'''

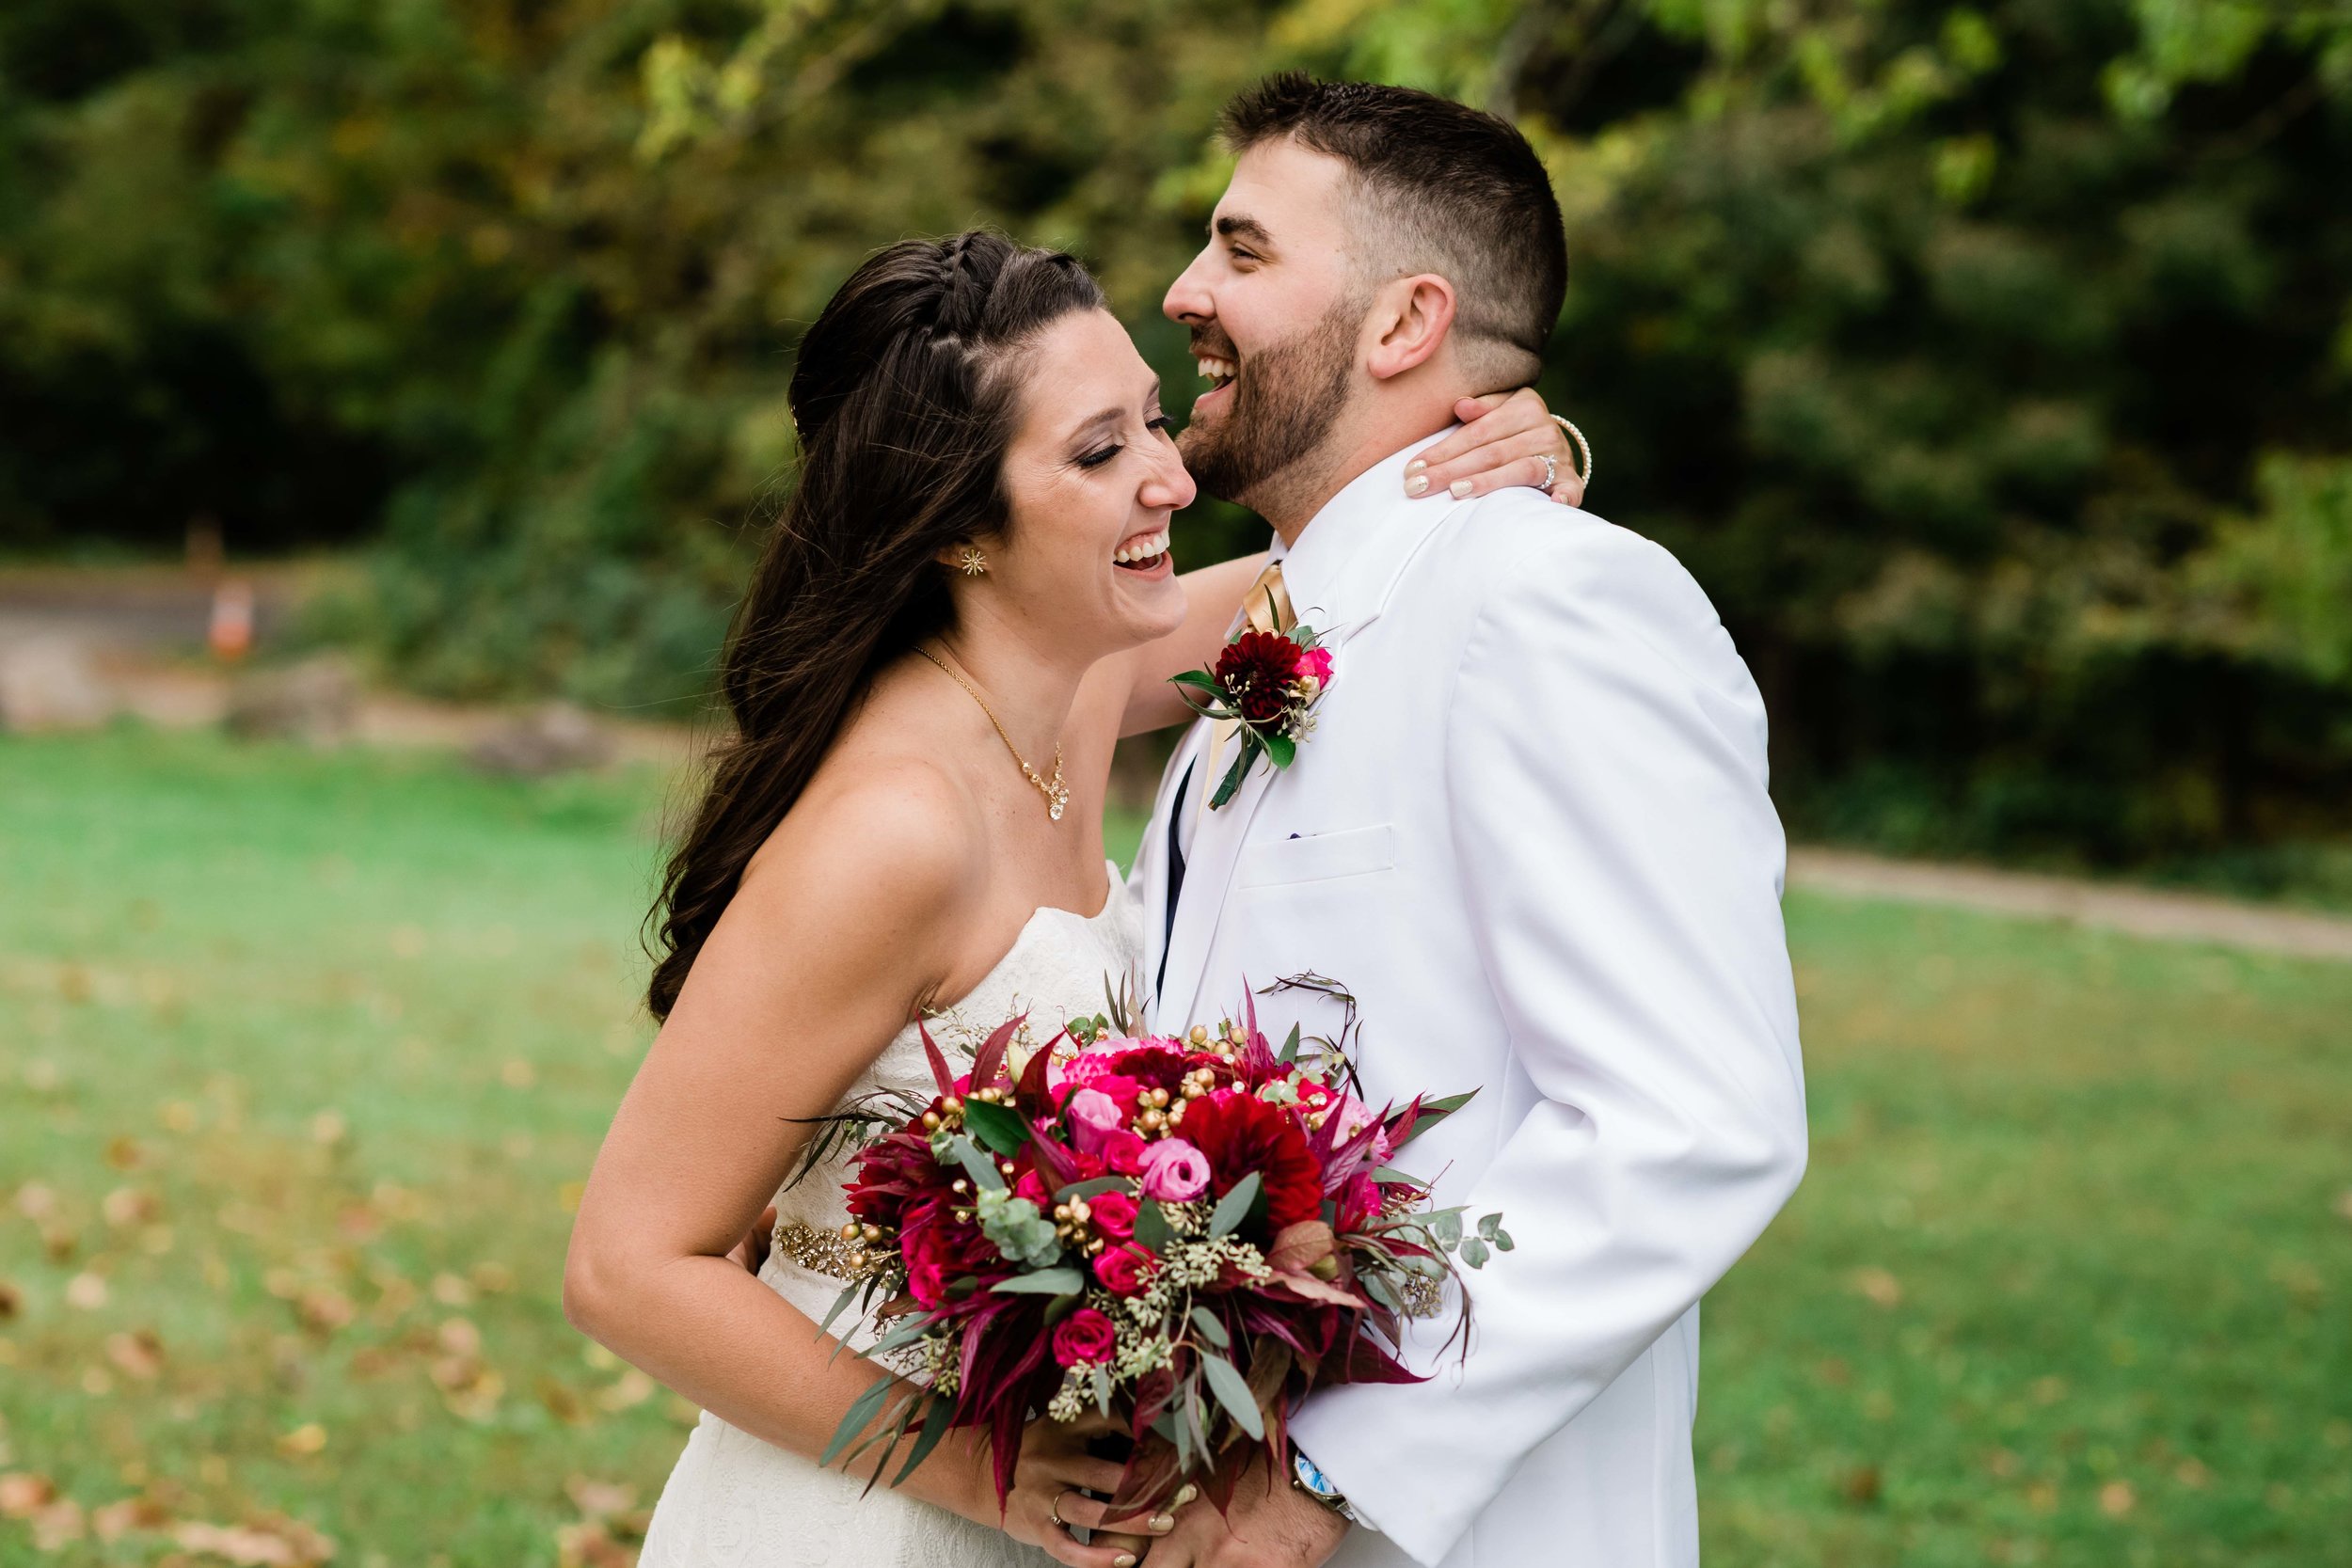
[1169,623,1334,808]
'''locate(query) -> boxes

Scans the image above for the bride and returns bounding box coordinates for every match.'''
[562,230,1570,1567]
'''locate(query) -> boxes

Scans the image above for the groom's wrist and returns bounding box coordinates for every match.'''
[1291,1447,1378,1534]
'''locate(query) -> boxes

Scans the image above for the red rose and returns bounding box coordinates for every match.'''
[1052,1307,1119,1368]
[1093,1243,1153,1297]
[1175,1089,1325,1230]
[1088,1190,1137,1240]
[1214,630,1306,725]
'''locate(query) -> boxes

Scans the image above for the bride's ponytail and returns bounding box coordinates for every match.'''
[645,232,1105,1021]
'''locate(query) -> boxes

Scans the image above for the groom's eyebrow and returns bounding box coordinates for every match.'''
[1215,214,1275,250]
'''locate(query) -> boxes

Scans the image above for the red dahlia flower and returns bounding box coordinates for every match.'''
[1175,1089,1325,1229]
[1213,631,1308,725]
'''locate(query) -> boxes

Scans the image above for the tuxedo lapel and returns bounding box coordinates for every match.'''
[1155,719,1282,1030]
[1154,431,1472,1030]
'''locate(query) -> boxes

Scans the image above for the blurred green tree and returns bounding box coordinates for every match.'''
[1,0,2345,864]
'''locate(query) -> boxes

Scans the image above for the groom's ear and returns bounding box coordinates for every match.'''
[1363,274,1457,382]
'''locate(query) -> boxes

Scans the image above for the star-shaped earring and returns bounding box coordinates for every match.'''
[957,546,988,578]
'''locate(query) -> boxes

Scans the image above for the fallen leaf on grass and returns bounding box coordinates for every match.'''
[295,1291,355,1337]
[103,1188,161,1227]
[554,1520,636,1568]
[105,1330,166,1379]
[64,1274,109,1310]
[173,1515,338,1566]
[0,1281,19,1320]
[1849,1267,1902,1308]
[105,1137,145,1172]
[537,1378,588,1425]
[29,1498,84,1551]
[2175,1457,2211,1488]
[596,1369,655,1413]
[276,1424,327,1458]
[2099,1480,2135,1516]
[564,1478,637,1519]
[0,1473,58,1516]
[13,1185,59,1221]
[92,1497,172,1541]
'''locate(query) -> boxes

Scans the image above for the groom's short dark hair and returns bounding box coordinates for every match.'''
[1222,73,1567,387]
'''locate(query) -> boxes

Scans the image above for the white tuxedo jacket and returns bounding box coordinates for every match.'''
[1131,434,1807,1568]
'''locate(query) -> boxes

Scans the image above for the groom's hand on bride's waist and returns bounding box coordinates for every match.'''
[1145,1450,1347,1568]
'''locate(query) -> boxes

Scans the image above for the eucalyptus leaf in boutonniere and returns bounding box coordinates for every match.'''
[1170,624,1334,808]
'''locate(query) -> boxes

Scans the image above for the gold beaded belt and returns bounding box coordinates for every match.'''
[771,1218,866,1280]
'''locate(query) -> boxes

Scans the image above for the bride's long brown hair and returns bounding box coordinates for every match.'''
[645,232,1106,1021]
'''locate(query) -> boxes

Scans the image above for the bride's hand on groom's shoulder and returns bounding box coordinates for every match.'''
[1141,1449,1347,1568]
[1407,386,1588,509]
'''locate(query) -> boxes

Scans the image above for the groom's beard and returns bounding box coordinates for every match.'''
[1179,297,1359,511]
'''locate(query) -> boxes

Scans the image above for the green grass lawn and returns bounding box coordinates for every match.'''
[0,729,2345,1566]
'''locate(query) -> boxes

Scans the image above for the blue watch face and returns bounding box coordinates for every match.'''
[1295,1454,1339,1497]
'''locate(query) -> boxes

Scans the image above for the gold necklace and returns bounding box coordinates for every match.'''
[914,646,1071,822]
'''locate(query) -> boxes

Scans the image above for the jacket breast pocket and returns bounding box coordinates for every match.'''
[1236,823,1396,890]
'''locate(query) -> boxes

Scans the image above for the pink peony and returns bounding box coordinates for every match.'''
[1093,1243,1152,1297]
[1051,1307,1118,1368]
[1087,1190,1137,1240]
[1137,1137,1212,1202]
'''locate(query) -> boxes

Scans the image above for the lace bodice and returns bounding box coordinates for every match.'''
[640,866,1146,1568]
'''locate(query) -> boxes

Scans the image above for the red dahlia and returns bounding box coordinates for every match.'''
[1175,1089,1325,1230]
[1214,631,1303,726]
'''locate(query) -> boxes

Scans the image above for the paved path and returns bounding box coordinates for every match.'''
[1789,847,2352,963]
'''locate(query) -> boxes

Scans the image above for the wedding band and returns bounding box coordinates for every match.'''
[1050,1490,1072,1529]
[1549,414,1594,487]
[1537,453,1558,491]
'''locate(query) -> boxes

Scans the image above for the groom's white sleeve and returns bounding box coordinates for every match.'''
[1282,523,1809,1567]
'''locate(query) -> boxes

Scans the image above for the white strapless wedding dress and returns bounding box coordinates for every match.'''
[639,865,1146,1568]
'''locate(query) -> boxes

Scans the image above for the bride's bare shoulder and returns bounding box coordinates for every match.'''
[739,752,987,924]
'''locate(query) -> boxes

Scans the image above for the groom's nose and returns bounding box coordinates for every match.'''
[1164,247,1216,326]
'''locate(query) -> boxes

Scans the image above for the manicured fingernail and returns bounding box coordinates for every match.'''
[1115,1555,1137,1567]
[1450,480,1473,499]
[1405,474,1429,497]
[1406,459,1426,475]
[1172,1482,1200,1506]
[1150,1513,1175,1531]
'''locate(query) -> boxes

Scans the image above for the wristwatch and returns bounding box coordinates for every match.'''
[1291,1449,1379,1533]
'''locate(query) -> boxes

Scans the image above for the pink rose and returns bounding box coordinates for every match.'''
[1297,646,1333,686]
[1093,1243,1152,1297]
[1066,1088,1127,1156]
[1137,1137,1212,1202]
[1087,1190,1137,1240]
[1051,1307,1119,1368]
[1013,1169,1052,1209]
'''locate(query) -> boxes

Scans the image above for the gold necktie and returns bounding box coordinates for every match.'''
[1241,558,1295,638]
[1198,558,1293,830]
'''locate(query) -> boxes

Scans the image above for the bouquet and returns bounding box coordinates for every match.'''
[805,984,1510,1513]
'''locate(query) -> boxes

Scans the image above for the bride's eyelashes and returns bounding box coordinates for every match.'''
[1074,415,1175,470]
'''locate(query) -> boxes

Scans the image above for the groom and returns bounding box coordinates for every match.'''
[1130,77,1809,1568]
